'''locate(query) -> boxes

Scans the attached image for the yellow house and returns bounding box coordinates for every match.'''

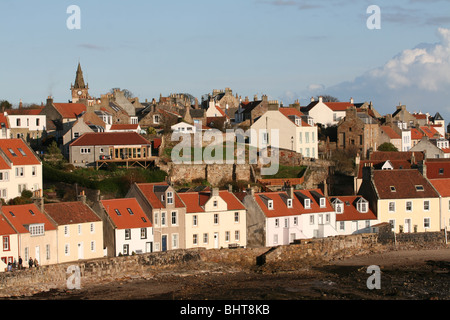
[429,179,450,231]
[178,188,247,249]
[358,169,441,233]
[44,200,104,263]
[1,204,58,267]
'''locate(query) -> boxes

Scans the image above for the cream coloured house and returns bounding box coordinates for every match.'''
[250,107,319,159]
[44,199,104,263]
[0,213,19,271]
[1,204,58,267]
[0,138,42,202]
[178,188,247,249]
[358,168,441,233]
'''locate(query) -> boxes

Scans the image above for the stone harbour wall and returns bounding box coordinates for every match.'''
[0,232,447,298]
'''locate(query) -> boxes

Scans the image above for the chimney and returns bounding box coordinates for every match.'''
[19,99,23,109]
[46,96,54,106]
[350,97,354,104]
[32,190,44,212]
[287,186,294,199]
[212,187,219,197]
[310,97,315,102]
[228,184,233,192]
[78,190,87,204]
[319,96,323,103]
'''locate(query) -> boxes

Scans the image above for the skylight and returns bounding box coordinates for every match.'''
[8,148,17,157]
[390,186,396,192]
[114,209,121,216]
[17,148,27,156]
[415,185,424,191]
[127,208,134,215]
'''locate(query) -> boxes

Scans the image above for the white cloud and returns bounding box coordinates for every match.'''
[318,28,450,120]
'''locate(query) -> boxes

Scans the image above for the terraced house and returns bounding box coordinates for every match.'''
[178,188,247,250]
[244,188,337,247]
[358,168,441,233]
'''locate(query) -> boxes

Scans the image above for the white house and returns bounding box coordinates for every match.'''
[171,122,197,134]
[0,113,11,139]
[301,97,355,127]
[6,109,46,140]
[244,188,338,247]
[329,195,378,235]
[99,198,153,257]
[250,107,319,159]
[0,139,42,202]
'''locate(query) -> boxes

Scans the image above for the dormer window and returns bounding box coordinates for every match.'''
[319,198,326,208]
[268,200,273,210]
[304,199,311,209]
[357,199,368,213]
[213,200,218,207]
[415,185,424,192]
[287,199,293,208]
[335,204,343,214]
[167,192,173,204]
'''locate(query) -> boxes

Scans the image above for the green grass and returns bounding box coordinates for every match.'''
[262,165,307,179]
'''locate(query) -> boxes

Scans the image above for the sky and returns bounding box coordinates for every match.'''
[1,0,450,123]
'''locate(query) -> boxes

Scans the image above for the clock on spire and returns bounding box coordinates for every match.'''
[70,62,89,103]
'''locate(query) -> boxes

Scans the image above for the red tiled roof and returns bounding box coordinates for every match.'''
[0,214,17,235]
[135,183,185,209]
[0,139,41,166]
[258,178,305,186]
[7,108,44,116]
[178,190,244,213]
[101,198,152,229]
[372,169,439,199]
[357,160,412,178]
[1,204,57,234]
[413,114,427,119]
[153,138,161,149]
[380,126,400,139]
[324,102,354,111]
[411,128,424,140]
[369,151,424,162]
[53,103,86,119]
[70,132,151,147]
[0,113,10,129]
[331,196,377,221]
[44,202,101,225]
[429,179,450,197]
[110,124,139,131]
[420,126,442,139]
[254,189,333,218]
[278,108,310,127]
[424,159,450,179]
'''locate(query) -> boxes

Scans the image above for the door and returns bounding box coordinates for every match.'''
[214,233,219,249]
[162,235,167,252]
[78,242,84,260]
[405,219,411,233]
[35,246,40,265]
[146,242,152,253]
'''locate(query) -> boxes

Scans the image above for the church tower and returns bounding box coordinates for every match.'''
[71,63,89,103]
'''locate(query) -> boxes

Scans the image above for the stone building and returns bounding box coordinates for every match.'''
[337,106,380,159]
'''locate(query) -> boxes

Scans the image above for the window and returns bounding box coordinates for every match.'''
[0,171,8,181]
[74,132,80,138]
[15,167,24,177]
[125,229,131,240]
[319,198,326,208]
[36,118,40,126]
[235,231,240,241]
[225,231,230,242]
[406,201,412,212]
[90,241,95,252]
[390,186,396,192]
[275,218,279,227]
[193,215,198,226]
[305,132,310,143]
[153,115,160,124]
[424,218,430,229]
[293,217,298,226]
[339,221,345,231]
[439,168,444,175]
[214,214,219,225]
[3,236,9,251]
[46,244,50,260]
[203,233,208,244]
[80,148,91,154]
[65,244,70,256]
[127,208,134,215]
[310,215,314,225]
[32,166,37,176]
[415,185,424,192]
[389,219,395,231]
[123,244,129,255]
[161,212,166,226]
[167,192,173,205]
[154,213,159,226]
[17,148,26,156]
[358,200,368,213]
[304,199,311,209]
[90,223,94,233]
[141,228,147,239]
[287,199,293,208]
[389,202,395,212]
[29,224,44,236]
[273,234,278,244]
[171,211,177,225]
[268,200,273,210]
[64,226,69,236]
[262,132,269,144]
[213,200,218,207]
[78,224,82,235]
[284,218,289,228]
[114,209,121,216]
[424,201,430,211]
[193,234,198,245]
[234,212,239,223]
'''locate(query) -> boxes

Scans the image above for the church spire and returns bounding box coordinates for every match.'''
[74,62,87,89]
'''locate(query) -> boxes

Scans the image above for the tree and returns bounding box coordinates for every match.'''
[0,100,12,111]
[378,142,398,152]
[110,88,134,99]
[315,95,340,102]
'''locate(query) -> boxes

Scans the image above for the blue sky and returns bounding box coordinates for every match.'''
[1,0,450,122]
